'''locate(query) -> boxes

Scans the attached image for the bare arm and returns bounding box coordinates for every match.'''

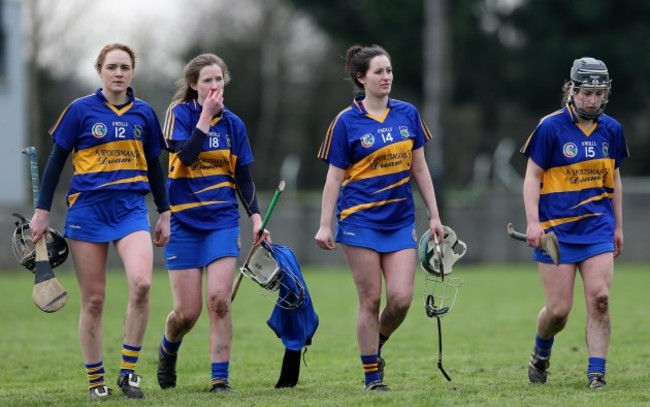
[314,165,345,250]
[522,158,544,248]
[411,148,443,242]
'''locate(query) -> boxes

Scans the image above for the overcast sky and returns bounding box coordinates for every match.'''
[29,0,328,86]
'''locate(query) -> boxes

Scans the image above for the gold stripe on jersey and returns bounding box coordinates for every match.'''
[569,192,612,209]
[371,177,411,194]
[73,140,147,174]
[366,108,390,123]
[420,116,432,140]
[540,158,615,194]
[520,109,563,153]
[318,107,352,160]
[171,200,228,213]
[168,150,236,179]
[163,102,179,145]
[340,198,407,221]
[342,140,413,186]
[540,213,602,230]
[49,104,72,135]
[194,181,236,195]
[104,102,134,116]
[96,175,149,188]
[67,192,81,208]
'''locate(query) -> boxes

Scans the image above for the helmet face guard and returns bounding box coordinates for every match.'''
[239,241,305,310]
[569,57,611,119]
[11,213,69,272]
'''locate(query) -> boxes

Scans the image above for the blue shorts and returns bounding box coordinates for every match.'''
[65,192,150,243]
[534,242,614,264]
[335,223,417,253]
[164,218,240,270]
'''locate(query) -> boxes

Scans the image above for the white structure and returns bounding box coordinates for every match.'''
[0,0,27,205]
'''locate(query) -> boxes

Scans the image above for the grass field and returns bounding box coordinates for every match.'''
[0,263,649,406]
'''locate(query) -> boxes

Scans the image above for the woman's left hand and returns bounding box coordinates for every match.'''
[154,210,171,247]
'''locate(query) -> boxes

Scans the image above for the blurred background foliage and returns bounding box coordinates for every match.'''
[27,0,650,198]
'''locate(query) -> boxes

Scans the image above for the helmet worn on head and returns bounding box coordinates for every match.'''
[11,213,69,272]
[569,57,611,119]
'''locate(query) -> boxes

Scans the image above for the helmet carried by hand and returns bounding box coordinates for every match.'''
[11,213,69,272]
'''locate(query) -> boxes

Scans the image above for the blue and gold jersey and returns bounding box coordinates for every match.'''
[521,105,629,244]
[318,96,431,229]
[163,100,253,230]
[49,88,164,209]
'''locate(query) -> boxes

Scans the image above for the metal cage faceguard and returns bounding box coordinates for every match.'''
[239,241,305,310]
[418,225,467,277]
[569,57,611,120]
[11,213,69,272]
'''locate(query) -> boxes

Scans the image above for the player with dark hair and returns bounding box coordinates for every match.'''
[315,44,444,391]
[156,53,269,393]
[29,43,170,399]
[521,57,628,389]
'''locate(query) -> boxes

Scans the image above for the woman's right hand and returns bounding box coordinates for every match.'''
[29,209,51,243]
[315,226,336,250]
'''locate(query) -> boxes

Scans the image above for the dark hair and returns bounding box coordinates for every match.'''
[344,44,390,92]
[95,43,136,72]
[172,53,231,103]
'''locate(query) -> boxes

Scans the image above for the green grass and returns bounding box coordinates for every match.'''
[1,263,649,406]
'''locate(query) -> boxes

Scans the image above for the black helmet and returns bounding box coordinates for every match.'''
[569,57,611,119]
[11,213,69,272]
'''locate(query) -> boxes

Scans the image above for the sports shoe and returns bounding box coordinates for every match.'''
[157,352,177,389]
[528,349,550,384]
[588,375,607,389]
[365,380,390,391]
[89,385,112,399]
[210,382,233,393]
[377,356,386,381]
[117,373,144,399]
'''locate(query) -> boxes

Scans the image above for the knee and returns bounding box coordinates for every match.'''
[170,309,200,332]
[208,296,230,319]
[545,306,570,329]
[360,293,381,313]
[592,293,610,314]
[387,291,413,315]
[84,293,105,316]
[132,279,151,307]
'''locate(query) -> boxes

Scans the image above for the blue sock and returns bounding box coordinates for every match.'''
[361,354,381,386]
[211,361,230,386]
[535,335,554,358]
[160,335,182,358]
[587,357,606,377]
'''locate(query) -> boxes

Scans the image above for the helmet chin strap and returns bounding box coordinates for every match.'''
[569,84,608,120]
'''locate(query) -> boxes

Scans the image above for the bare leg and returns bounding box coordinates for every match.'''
[578,253,613,358]
[341,245,383,355]
[114,231,153,346]
[164,268,203,342]
[206,257,236,363]
[536,262,577,338]
[379,249,416,337]
[70,239,109,364]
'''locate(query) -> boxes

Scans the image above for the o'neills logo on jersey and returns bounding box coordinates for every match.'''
[360,134,375,148]
[562,142,578,158]
[91,123,107,139]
